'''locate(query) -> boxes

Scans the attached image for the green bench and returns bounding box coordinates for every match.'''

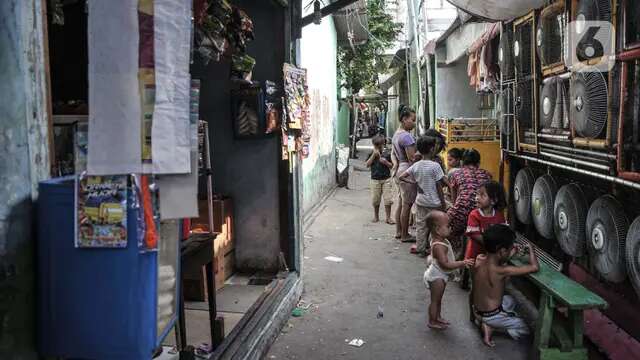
[510,257,607,360]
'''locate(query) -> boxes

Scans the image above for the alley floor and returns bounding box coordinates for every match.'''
[266,142,529,360]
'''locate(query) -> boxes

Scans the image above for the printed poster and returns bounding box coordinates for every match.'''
[76,175,128,248]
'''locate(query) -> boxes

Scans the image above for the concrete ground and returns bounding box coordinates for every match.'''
[266,141,529,360]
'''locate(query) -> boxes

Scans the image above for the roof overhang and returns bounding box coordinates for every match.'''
[446,0,545,21]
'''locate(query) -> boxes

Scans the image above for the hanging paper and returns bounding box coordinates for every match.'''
[87,0,142,175]
[152,0,193,174]
[76,175,128,248]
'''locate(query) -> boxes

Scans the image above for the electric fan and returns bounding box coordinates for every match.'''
[531,175,558,239]
[586,195,629,283]
[626,216,640,299]
[554,183,589,257]
[575,0,613,61]
[570,71,608,138]
[540,77,570,130]
[514,19,534,78]
[498,86,514,135]
[537,2,565,69]
[516,80,535,144]
[514,168,536,224]
[499,25,515,82]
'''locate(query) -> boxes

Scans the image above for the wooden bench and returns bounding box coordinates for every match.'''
[510,257,607,359]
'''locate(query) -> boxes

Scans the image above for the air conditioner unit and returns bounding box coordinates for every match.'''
[537,1,568,76]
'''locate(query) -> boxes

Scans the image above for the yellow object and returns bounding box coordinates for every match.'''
[435,117,502,182]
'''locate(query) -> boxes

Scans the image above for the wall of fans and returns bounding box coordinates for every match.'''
[498,0,640,313]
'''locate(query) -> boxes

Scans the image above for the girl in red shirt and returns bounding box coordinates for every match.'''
[464,181,507,260]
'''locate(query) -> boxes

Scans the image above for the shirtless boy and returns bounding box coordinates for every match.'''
[472,224,539,347]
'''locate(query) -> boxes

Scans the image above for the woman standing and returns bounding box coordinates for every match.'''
[447,149,492,256]
[392,105,418,242]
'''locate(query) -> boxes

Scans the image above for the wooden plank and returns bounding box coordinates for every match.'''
[535,292,555,351]
[551,321,573,352]
[511,257,607,309]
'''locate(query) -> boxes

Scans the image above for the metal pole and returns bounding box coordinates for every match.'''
[351,95,359,158]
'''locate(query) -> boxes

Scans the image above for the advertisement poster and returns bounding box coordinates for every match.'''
[76,175,128,248]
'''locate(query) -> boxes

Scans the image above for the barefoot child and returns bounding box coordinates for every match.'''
[366,135,395,224]
[473,224,539,347]
[400,136,447,257]
[423,211,475,329]
[462,181,507,291]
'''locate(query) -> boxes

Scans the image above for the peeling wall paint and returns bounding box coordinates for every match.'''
[300,16,338,213]
[0,1,50,358]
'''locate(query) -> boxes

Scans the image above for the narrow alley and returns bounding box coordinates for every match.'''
[267,142,528,360]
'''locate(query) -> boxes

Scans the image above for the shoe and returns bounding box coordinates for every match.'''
[410,244,418,254]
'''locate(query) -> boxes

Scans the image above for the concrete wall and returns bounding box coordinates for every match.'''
[192,0,285,272]
[435,54,482,119]
[300,17,339,213]
[0,0,50,358]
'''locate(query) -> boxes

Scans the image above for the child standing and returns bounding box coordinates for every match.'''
[400,136,447,257]
[473,224,539,347]
[366,135,395,224]
[465,181,507,261]
[423,211,475,329]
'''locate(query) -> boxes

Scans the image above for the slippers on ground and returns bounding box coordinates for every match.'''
[410,244,418,254]
[400,236,416,243]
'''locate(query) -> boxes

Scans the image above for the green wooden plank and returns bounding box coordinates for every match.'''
[510,257,607,309]
[534,292,554,350]
[539,348,588,360]
[551,322,573,352]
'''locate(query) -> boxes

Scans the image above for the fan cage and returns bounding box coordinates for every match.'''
[532,174,558,239]
[620,60,640,172]
[516,80,537,146]
[585,194,629,283]
[554,183,588,257]
[622,0,640,49]
[570,71,609,140]
[538,3,566,70]
[499,84,517,152]
[515,20,534,79]
[540,76,571,131]
[500,25,516,82]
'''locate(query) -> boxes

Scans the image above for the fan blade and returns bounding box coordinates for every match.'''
[626,216,640,299]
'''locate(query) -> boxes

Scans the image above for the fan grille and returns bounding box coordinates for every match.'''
[626,216,640,299]
[516,80,534,132]
[532,175,558,239]
[515,21,533,78]
[514,168,535,224]
[500,25,515,82]
[538,4,565,67]
[586,195,629,283]
[571,71,608,138]
[577,0,612,23]
[554,184,588,257]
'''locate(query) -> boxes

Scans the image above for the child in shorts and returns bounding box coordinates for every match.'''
[423,211,475,329]
[366,134,395,224]
[472,224,539,347]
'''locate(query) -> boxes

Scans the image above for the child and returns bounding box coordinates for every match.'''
[446,147,463,177]
[366,134,395,224]
[464,181,508,309]
[423,211,475,329]
[473,224,539,347]
[400,136,447,257]
[465,181,508,261]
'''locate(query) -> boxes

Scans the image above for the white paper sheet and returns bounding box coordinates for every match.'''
[157,150,198,219]
[152,0,192,174]
[87,0,142,175]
